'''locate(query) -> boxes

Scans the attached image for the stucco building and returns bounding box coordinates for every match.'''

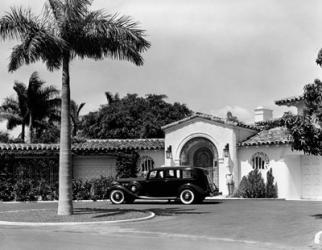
[0,95,321,200]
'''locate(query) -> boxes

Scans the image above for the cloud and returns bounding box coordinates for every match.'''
[211,105,254,124]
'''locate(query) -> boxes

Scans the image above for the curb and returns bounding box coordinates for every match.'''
[314,231,322,245]
[0,211,155,226]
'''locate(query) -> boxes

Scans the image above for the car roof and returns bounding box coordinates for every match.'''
[152,166,206,172]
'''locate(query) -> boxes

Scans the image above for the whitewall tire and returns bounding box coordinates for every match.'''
[179,189,195,205]
[110,190,125,204]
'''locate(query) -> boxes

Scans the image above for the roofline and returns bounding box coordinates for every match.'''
[275,96,304,106]
[162,112,258,131]
[0,138,165,153]
[238,140,291,147]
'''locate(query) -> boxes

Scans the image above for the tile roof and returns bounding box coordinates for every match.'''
[275,96,304,106]
[239,127,292,147]
[0,139,165,153]
[162,112,258,131]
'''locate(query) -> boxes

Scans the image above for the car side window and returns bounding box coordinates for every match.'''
[176,170,182,179]
[164,169,176,178]
[158,170,164,178]
[182,170,192,179]
[149,170,157,179]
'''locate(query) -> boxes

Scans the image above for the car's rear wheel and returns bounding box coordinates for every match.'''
[110,189,125,204]
[179,189,195,204]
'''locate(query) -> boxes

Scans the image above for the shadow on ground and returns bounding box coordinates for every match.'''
[311,214,322,219]
[73,204,222,219]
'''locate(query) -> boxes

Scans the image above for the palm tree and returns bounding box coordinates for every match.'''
[70,100,85,137]
[0,0,150,215]
[0,97,25,141]
[105,91,120,105]
[4,72,60,143]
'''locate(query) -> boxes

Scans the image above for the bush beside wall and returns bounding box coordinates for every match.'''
[0,176,114,202]
[234,168,278,198]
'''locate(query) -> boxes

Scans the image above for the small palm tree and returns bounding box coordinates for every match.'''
[70,100,85,137]
[0,72,60,143]
[0,97,25,141]
[0,0,150,215]
[105,91,120,105]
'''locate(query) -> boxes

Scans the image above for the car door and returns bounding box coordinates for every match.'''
[144,170,167,197]
[163,169,182,196]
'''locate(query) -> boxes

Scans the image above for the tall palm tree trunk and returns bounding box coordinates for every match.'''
[58,53,73,215]
[26,114,33,143]
[21,123,25,142]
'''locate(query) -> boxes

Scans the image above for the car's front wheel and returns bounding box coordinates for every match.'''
[179,189,195,204]
[110,189,125,204]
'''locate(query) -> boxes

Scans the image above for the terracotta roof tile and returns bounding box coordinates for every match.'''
[162,112,258,131]
[275,96,304,106]
[0,139,164,153]
[239,127,292,147]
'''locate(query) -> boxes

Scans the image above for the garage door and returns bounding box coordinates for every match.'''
[301,155,322,199]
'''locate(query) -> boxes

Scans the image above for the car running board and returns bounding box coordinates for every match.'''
[137,196,177,200]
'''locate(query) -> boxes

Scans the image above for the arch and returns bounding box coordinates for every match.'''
[137,155,155,177]
[179,136,219,186]
[175,132,220,160]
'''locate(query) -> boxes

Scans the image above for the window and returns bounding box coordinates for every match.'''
[251,152,269,170]
[138,156,155,176]
[182,170,192,179]
[149,170,157,179]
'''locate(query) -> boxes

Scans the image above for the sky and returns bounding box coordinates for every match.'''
[1,0,322,134]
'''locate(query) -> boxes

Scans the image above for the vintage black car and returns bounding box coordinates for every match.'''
[108,166,219,205]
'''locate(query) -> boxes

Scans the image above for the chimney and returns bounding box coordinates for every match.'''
[254,106,273,123]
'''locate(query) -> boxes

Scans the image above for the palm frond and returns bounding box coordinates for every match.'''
[0,111,23,129]
[72,11,150,65]
[77,102,85,116]
[0,7,39,40]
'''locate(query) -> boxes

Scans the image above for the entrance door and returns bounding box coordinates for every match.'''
[193,147,214,183]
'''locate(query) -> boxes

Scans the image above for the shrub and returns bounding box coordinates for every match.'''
[234,169,266,198]
[247,169,266,198]
[0,177,15,201]
[72,179,92,200]
[90,176,114,200]
[13,178,39,201]
[116,151,139,178]
[266,168,278,198]
[233,176,249,197]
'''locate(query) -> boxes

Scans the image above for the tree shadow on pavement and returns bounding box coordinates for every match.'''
[311,214,322,219]
[73,205,220,219]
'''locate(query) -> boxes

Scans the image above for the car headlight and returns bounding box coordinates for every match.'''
[130,185,137,192]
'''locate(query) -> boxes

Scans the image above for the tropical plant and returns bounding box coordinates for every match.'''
[1,72,60,143]
[116,151,140,178]
[0,97,25,141]
[70,100,85,137]
[0,131,10,143]
[0,0,150,215]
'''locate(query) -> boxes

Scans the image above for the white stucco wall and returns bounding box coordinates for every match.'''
[138,150,164,168]
[73,155,117,180]
[164,117,257,195]
[239,145,303,199]
[301,155,322,199]
[73,150,164,180]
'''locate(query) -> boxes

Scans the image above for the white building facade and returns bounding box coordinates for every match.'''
[0,96,321,200]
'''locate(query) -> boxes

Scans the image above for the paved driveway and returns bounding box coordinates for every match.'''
[0,199,321,250]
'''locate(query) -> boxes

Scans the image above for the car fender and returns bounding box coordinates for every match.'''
[108,185,138,198]
[177,183,205,197]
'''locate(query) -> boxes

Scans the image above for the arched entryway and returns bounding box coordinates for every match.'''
[179,137,219,186]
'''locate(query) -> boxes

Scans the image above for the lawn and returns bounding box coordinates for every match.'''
[0,201,149,223]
